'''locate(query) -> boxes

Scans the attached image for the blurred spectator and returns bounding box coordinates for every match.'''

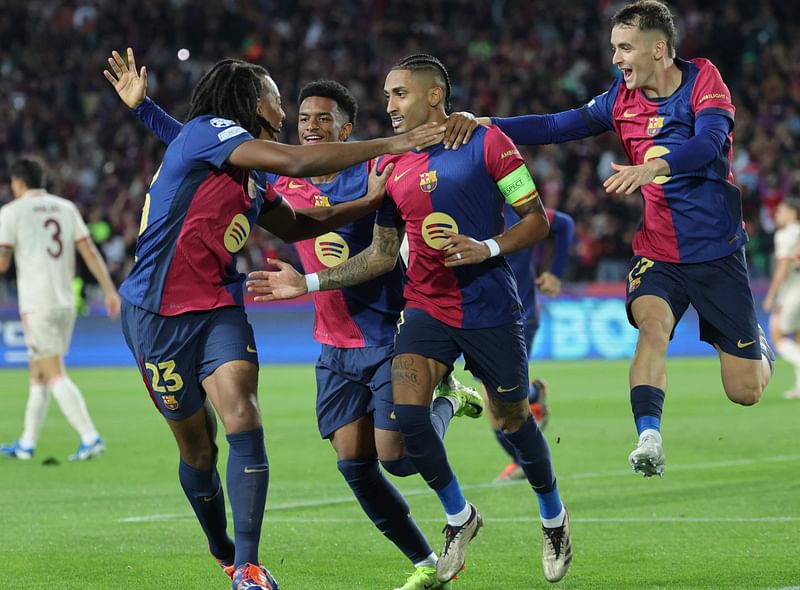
[1,0,797,304]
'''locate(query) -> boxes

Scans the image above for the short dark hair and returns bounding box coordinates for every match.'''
[612,0,678,58]
[298,80,358,127]
[186,59,271,137]
[10,157,45,189]
[391,54,452,110]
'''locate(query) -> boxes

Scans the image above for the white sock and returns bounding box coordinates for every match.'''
[541,506,566,528]
[19,382,50,449]
[413,553,437,568]
[50,376,99,445]
[776,337,800,366]
[445,501,471,527]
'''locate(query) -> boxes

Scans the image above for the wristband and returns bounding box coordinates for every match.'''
[482,238,501,258]
[304,272,320,293]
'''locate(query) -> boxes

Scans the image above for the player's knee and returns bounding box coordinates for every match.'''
[636,316,672,348]
[337,457,379,483]
[724,382,763,406]
[180,446,216,470]
[494,401,529,433]
[380,457,417,477]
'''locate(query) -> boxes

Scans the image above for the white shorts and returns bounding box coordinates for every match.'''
[21,308,76,361]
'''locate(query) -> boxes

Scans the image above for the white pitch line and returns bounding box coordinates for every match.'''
[120,514,800,524]
[117,454,800,524]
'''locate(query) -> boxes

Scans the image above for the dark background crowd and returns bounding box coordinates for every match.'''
[1,0,798,303]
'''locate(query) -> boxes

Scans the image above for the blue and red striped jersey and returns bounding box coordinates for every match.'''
[266,163,403,348]
[584,58,744,263]
[121,115,282,315]
[377,125,528,329]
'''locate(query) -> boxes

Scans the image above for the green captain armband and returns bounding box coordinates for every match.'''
[497,165,539,207]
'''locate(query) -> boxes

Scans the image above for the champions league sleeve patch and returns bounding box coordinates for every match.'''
[497,164,539,207]
[217,126,247,142]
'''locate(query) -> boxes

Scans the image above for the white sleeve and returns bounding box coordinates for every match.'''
[774,229,795,259]
[69,202,90,242]
[0,205,16,247]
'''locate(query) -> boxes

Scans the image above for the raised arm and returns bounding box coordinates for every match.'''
[104,48,183,144]
[247,222,403,301]
[76,238,121,319]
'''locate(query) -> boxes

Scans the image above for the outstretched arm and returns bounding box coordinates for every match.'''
[247,223,402,301]
[258,163,394,242]
[227,124,443,178]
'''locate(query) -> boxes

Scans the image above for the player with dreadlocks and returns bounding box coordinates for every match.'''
[248,53,573,585]
[103,48,444,590]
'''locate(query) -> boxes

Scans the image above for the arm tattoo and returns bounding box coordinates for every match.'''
[319,224,401,290]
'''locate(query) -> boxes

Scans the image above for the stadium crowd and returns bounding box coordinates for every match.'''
[1,0,798,301]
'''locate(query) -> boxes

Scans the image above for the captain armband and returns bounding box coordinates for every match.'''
[496,165,539,207]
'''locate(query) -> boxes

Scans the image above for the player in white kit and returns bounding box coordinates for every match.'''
[0,157,121,460]
[764,198,800,400]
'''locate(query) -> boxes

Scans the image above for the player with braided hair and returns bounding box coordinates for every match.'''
[103,48,444,590]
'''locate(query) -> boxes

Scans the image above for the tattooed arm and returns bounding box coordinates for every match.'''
[247,223,403,301]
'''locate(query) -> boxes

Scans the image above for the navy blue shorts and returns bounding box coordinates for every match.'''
[315,343,395,439]
[625,249,760,359]
[522,319,538,355]
[394,308,529,402]
[121,301,258,420]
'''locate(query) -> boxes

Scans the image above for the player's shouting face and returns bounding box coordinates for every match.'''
[298,96,352,145]
[384,69,442,134]
[611,23,667,91]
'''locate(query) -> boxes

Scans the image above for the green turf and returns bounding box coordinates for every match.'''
[1,359,798,589]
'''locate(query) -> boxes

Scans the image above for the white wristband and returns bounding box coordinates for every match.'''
[482,238,501,258]
[304,272,320,293]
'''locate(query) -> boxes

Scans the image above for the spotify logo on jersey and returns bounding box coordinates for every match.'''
[422,212,459,250]
[315,232,350,267]
[224,214,251,253]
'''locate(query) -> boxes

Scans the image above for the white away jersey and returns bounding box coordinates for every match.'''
[0,190,90,312]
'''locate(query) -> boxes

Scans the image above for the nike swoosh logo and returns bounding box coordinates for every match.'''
[243,466,268,474]
[288,181,304,189]
[394,170,410,182]
[737,339,755,348]
[622,110,639,118]
[246,345,257,353]
[496,385,520,393]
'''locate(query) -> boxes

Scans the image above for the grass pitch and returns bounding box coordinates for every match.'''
[0,358,798,589]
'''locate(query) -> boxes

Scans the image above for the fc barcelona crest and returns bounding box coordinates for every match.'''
[419,170,438,192]
[647,116,665,137]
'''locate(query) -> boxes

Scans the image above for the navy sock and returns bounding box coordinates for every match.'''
[393,404,455,491]
[380,457,418,477]
[226,428,269,569]
[504,417,562,517]
[338,459,432,563]
[630,385,665,434]
[494,428,521,463]
[179,460,234,563]
[430,396,455,439]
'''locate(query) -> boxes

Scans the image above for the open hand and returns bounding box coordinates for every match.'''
[103,47,147,109]
[247,258,307,301]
